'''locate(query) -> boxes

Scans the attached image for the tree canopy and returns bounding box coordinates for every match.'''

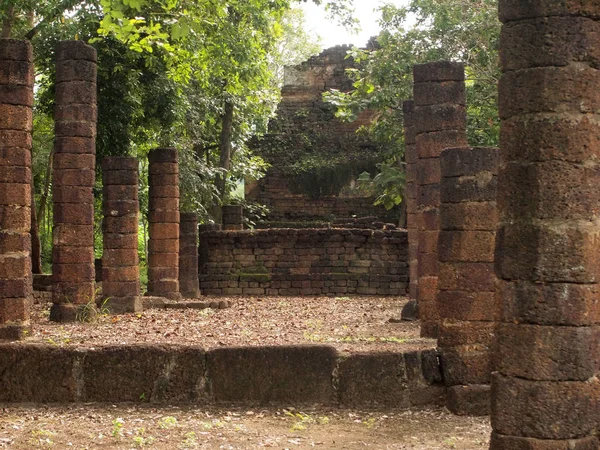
[325,0,500,209]
[1,0,347,271]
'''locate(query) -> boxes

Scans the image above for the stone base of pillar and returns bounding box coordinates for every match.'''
[49,303,98,323]
[420,321,439,339]
[401,299,418,321]
[102,296,142,314]
[145,291,183,301]
[490,433,599,450]
[446,384,490,416]
[180,287,201,299]
[0,323,30,340]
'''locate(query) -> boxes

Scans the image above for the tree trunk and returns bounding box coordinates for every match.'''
[214,100,234,222]
[34,150,53,272]
[30,185,42,274]
[1,6,15,38]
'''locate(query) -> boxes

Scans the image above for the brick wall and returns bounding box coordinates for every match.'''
[248,46,395,222]
[250,171,386,221]
[199,228,408,296]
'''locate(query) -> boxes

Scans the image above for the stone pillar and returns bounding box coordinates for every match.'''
[490,2,600,448]
[179,212,200,298]
[147,147,181,300]
[438,147,499,415]
[0,39,34,339]
[401,100,419,320]
[413,61,467,338]
[221,205,243,230]
[50,41,97,322]
[102,156,141,313]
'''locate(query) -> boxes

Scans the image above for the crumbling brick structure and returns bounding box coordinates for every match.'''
[0,39,34,339]
[248,46,393,223]
[198,228,408,296]
[413,61,468,338]
[50,41,98,322]
[147,147,181,300]
[102,156,141,313]
[438,147,499,416]
[221,205,243,231]
[402,100,419,319]
[179,212,200,298]
[490,2,600,448]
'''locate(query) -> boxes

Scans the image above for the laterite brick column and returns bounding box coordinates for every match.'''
[490,2,600,448]
[221,205,243,231]
[51,41,97,322]
[147,147,181,300]
[401,100,419,320]
[438,147,499,416]
[413,61,467,338]
[0,39,34,339]
[179,212,200,298]
[102,157,141,313]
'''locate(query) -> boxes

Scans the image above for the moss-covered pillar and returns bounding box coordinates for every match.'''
[50,41,97,322]
[438,146,499,415]
[147,147,181,300]
[401,100,419,320]
[102,156,141,313]
[0,39,34,339]
[179,212,200,298]
[490,2,600,448]
[413,61,468,338]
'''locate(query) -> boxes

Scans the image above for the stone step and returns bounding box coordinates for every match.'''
[0,344,444,407]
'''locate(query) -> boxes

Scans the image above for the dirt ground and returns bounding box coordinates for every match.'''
[25,296,435,353]
[0,405,490,449]
[4,296,490,449]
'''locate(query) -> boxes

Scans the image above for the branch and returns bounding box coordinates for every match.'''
[24,0,86,40]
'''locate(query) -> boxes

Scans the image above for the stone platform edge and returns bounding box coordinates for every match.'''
[0,344,444,407]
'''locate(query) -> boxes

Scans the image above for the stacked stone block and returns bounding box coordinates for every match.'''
[147,148,181,300]
[401,100,419,320]
[51,41,97,322]
[413,61,467,338]
[102,157,141,313]
[221,205,243,231]
[0,40,34,339]
[179,212,200,298]
[490,2,600,448]
[438,147,499,416]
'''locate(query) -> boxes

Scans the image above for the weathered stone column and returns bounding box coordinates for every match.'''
[179,212,200,298]
[51,41,97,322]
[401,100,419,320]
[102,156,141,313]
[490,2,600,448]
[0,39,34,339]
[438,147,499,415]
[413,61,468,338]
[147,147,181,300]
[221,205,243,231]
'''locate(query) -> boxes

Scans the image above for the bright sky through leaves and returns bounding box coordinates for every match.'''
[301,0,410,48]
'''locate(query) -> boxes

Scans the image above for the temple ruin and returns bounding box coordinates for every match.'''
[1,3,599,445]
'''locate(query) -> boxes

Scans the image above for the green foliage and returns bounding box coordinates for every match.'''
[1,0,357,267]
[325,0,500,207]
[357,161,405,210]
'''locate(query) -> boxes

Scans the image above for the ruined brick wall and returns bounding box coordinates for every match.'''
[248,46,394,222]
[199,228,408,296]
